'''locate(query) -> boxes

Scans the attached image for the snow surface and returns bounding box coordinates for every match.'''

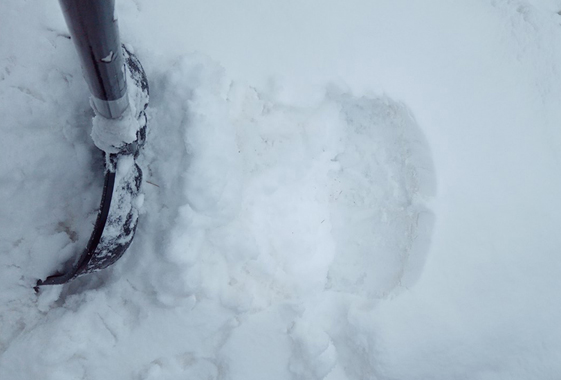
[2,0,561,379]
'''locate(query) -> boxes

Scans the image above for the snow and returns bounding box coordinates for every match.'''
[91,109,138,153]
[2,0,561,379]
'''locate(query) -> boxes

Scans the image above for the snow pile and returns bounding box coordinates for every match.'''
[3,0,561,379]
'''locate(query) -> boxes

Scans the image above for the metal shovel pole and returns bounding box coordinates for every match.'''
[59,0,129,119]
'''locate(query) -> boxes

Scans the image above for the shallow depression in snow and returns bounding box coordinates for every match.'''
[128,53,436,379]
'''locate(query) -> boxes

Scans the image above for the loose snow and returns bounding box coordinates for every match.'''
[1,0,561,379]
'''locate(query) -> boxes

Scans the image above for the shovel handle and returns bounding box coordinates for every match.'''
[59,0,128,119]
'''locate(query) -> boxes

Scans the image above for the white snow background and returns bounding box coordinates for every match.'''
[1,0,561,379]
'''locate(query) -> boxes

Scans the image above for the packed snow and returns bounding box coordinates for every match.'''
[91,109,139,153]
[2,0,561,379]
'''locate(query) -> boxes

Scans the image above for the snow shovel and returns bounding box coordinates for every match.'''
[36,0,149,287]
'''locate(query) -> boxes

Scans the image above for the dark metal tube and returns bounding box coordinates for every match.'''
[59,0,128,118]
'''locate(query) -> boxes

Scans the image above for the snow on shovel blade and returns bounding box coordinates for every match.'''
[37,157,142,286]
[36,47,149,288]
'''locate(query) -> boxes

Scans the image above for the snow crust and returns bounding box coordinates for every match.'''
[2,0,561,379]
